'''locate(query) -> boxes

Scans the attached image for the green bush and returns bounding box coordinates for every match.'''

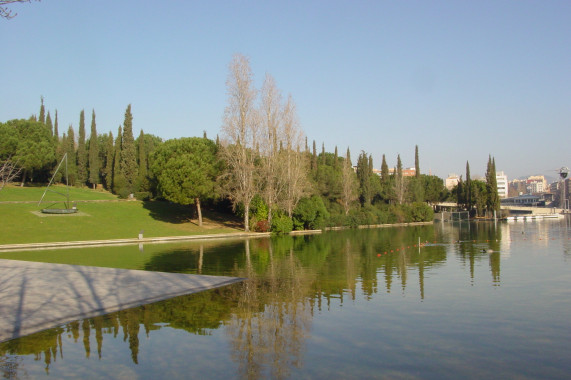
[293,195,330,230]
[271,213,293,235]
[134,191,151,201]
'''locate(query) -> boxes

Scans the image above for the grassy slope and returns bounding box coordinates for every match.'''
[0,185,241,244]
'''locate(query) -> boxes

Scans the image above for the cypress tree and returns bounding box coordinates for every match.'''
[466,161,472,212]
[53,110,59,141]
[104,132,114,190]
[334,146,338,168]
[486,155,500,214]
[311,140,317,171]
[346,147,352,167]
[414,145,420,178]
[120,104,137,194]
[368,154,373,175]
[39,96,45,124]
[381,154,389,183]
[113,126,125,195]
[66,126,77,186]
[357,151,371,206]
[77,110,87,186]
[321,143,326,166]
[88,110,99,189]
[137,129,147,192]
[46,111,53,136]
[395,154,404,204]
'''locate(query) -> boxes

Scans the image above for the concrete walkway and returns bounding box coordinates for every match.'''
[0,259,243,343]
[0,232,273,252]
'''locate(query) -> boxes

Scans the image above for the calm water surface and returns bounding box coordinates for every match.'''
[1,219,571,379]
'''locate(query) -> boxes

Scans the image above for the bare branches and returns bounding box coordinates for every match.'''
[1,0,40,20]
[0,157,22,190]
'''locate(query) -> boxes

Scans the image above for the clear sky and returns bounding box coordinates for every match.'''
[1,0,569,181]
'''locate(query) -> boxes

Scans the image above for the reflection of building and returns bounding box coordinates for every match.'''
[445,173,460,190]
[496,171,508,199]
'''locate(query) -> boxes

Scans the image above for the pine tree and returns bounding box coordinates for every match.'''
[120,104,137,194]
[77,110,87,186]
[88,110,99,189]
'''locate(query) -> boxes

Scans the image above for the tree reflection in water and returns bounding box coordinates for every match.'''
[0,223,510,378]
[226,239,313,379]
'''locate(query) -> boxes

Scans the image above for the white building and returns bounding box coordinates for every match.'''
[496,171,508,199]
[527,175,547,194]
[445,174,460,191]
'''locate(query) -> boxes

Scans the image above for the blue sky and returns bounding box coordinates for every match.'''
[1,0,569,180]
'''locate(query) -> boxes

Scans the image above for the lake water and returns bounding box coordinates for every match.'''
[1,219,571,379]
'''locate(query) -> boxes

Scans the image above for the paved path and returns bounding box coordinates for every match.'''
[0,259,243,343]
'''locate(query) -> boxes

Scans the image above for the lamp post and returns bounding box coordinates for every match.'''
[560,167,569,212]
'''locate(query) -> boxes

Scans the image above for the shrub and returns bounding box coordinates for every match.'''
[293,195,330,230]
[253,219,270,232]
[271,214,293,235]
[134,191,151,201]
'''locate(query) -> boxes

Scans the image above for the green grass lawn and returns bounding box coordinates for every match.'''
[0,184,117,202]
[0,185,241,244]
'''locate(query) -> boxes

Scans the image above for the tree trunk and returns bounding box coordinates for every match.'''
[244,201,250,232]
[20,170,27,187]
[195,197,203,227]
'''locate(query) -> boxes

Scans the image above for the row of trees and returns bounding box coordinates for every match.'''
[0,101,162,200]
[454,156,501,217]
[1,55,453,232]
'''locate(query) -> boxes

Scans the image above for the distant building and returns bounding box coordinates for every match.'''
[501,194,544,206]
[508,179,527,197]
[445,174,460,191]
[388,167,416,177]
[496,171,508,199]
[526,175,547,194]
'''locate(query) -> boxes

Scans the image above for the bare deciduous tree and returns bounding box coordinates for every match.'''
[259,74,285,226]
[1,0,39,20]
[220,54,259,232]
[0,157,22,190]
[278,95,309,217]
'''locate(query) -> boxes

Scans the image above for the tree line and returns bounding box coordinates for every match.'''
[453,156,501,217]
[1,54,467,232]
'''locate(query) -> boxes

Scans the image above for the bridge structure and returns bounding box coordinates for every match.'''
[434,202,566,216]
